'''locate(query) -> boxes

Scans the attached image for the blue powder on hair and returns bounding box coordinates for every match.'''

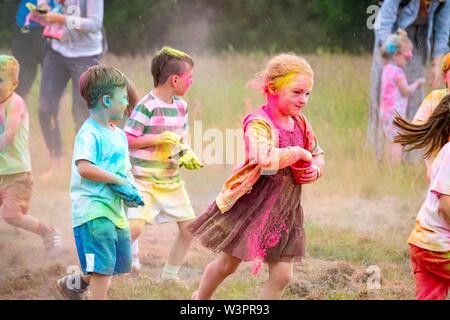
[385,42,398,55]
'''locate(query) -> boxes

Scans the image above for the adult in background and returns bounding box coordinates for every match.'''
[11,0,54,100]
[367,0,450,163]
[36,0,105,179]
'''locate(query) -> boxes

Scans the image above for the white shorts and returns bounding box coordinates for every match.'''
[127,178,195,224]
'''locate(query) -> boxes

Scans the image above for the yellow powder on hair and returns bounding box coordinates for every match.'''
[0,55,20,80]
[158,46,191,60]
[250,53,314,93]
[272,72,297,91]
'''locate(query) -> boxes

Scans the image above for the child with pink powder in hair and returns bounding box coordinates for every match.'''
[379,29,426,165]
[189,53,324,300]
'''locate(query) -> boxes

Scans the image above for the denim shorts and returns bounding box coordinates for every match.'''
[74,217,131,276]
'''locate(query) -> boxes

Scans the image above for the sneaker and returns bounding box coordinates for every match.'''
[56,275,88,300]
[159,275,190,290]
[131,259,142,276]
[191,290,199,300]
[42,229,62,258]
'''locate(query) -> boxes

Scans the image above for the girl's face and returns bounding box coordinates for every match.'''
[394,43,413,67]
[273,74,313,116]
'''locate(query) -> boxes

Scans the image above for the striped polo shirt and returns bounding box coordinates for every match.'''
[124,91,189,187]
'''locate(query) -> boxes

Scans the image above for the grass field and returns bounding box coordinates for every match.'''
[0,52,429,300]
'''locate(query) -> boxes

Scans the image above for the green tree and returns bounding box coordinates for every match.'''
[0,0,377,55]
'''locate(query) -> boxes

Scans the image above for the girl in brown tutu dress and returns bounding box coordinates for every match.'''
[189,53,324,299]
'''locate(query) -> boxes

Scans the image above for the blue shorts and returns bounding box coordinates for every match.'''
[74,217,132,276]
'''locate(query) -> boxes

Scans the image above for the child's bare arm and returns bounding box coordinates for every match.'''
[126,131,180,149]
[76,160,127,185]
[396,77,425,97]
[0,99,23,151]
[438,194,450,225]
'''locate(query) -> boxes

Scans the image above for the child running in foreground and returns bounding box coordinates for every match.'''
[124,47,201,282]
[379,29,425,165]
[0,55,61,256]
[189,53,324,300]
[56,65,143,300]
[394,94,450,300]
[412,52,450,179]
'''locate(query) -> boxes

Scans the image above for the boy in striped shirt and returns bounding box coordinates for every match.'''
[124,47,201,282]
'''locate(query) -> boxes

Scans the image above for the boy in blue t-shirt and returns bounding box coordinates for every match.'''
[56,65,142,300]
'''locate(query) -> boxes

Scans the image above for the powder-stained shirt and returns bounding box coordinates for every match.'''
[216,106,324,213]
[70,118,131,229]
[413,89,450,162]
[124,91,189,189]
[413,89,449,125]
[379,63,409,139]
[408,142,450,252]
[0,93,31,175]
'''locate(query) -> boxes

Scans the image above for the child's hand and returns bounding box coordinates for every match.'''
[299,148,313,163]
[155,131,181,145]
[169,144,202,170]
[416,77,426,87]
[113,175,128,186]
[296,164,322,184]
[180,148,202,170]
[108,173,144,208]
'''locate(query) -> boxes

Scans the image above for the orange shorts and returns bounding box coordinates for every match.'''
[0,172,33,219]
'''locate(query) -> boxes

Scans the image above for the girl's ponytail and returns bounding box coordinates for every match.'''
[393,95,450,158]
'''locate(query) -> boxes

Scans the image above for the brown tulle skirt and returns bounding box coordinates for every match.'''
[189,167,305,273]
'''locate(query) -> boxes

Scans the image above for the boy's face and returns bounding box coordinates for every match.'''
[107,86,128,121]
[0,69,18,103]
[173,62,193,96]
[275,75,313,117]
